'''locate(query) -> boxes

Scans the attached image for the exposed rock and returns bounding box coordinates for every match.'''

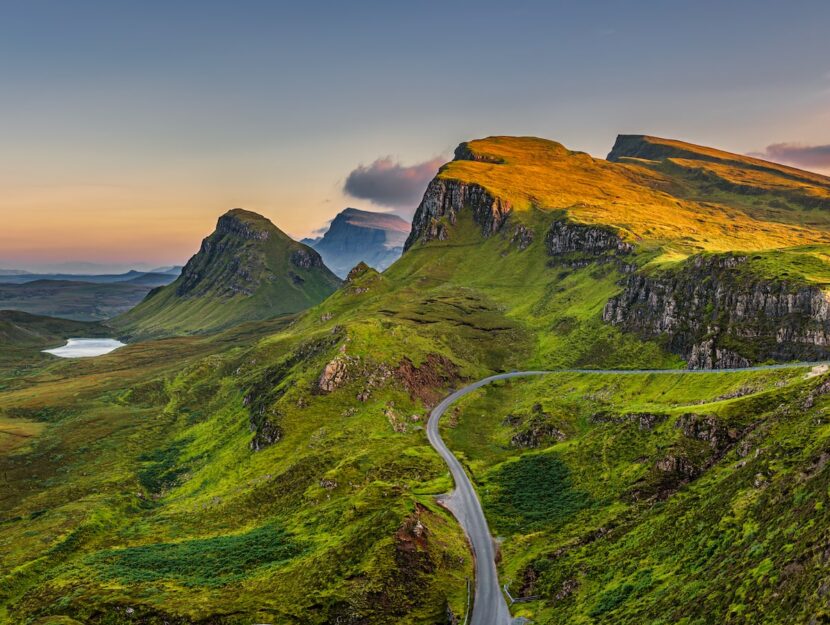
[318,356,351,392]
[393,504,435,578]
[676,413,742,453]
[655,454,701,480]
[454,142,505,163]
[803,375,830,409]
[554,578,579,602]
[394,353,462,407]
[510,416,566,449]
[510,224,535,250]
[250,419,282,451]
[590,411,668,430]
[290,247,325,270]
[215,210,272,240]
[405,177,512,250]
[603,253,830,368]
[546,220,634,256]
[385,403,408,433]
[346,261,373,282]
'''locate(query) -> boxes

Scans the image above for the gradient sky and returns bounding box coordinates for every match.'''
[1,0,829,271]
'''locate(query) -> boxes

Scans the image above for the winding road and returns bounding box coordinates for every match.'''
[427,363,827,625]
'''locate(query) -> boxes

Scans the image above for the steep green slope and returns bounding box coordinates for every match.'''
[444,367,830,624]
[112,209,342,338]
[405,136,830,368]
[4,135,830,625]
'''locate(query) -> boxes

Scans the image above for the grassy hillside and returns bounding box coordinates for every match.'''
[443,366,830,624]
[3,135,830,624]
[112,209,342,338]
[439,136,830,259]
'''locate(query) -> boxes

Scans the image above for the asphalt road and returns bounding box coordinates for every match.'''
[426,362,827,625]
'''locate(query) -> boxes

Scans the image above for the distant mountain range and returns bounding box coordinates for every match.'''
[304,208,409,278]
[0,267,181,285]
[0,269,182,321]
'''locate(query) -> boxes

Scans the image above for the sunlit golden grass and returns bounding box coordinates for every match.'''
[0,415,43,454]
[440,136,830,254]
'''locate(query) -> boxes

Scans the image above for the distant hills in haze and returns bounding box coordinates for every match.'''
[0,267,181,285]
[304,207,410,278]
[0,268,182,321]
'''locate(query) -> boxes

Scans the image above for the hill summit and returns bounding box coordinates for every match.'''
[309,207,409,278]
[112,209,341,337]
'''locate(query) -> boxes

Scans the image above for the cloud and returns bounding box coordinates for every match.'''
[754,143,830,170]
[344,156,445,212]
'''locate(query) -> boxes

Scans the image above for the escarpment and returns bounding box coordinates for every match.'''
[404,177,512,250]
[603,254,830,368]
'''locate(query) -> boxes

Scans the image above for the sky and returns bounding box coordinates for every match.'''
[1,0,829,272]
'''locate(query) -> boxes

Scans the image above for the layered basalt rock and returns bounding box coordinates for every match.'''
[404,178,512,250]
[603,254,830,368]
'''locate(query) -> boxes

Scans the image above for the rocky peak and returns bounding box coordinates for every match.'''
[310,207,409,278]
[346,262,372,282]
[453,142,505,163]
[215,208,276,241]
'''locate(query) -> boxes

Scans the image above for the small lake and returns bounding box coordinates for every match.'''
[43,338,126,358]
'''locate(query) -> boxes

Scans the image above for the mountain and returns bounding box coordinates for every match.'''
[309,207,409,277]
[5,136,830,625]
[119,272,179,287]
[112,208,342,338]
[405,135,830,368]
[149,265,183,276]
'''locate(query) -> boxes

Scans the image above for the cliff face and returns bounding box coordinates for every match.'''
[603,254,830,368]
[404,178,512,250]
[546,220,634,257]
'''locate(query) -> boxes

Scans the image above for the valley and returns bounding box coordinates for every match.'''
[2,134,830,624]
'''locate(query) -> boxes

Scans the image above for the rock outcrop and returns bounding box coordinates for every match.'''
[290,247,326,270]
[546,220,634,257]
[603,254,830,368]
[404,178,512,250]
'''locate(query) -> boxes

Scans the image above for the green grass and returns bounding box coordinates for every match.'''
[484,452,591,534]
[4,135,830,624]
[112,209,341,339]
[91,524,303,588]
[445,367,830,624]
